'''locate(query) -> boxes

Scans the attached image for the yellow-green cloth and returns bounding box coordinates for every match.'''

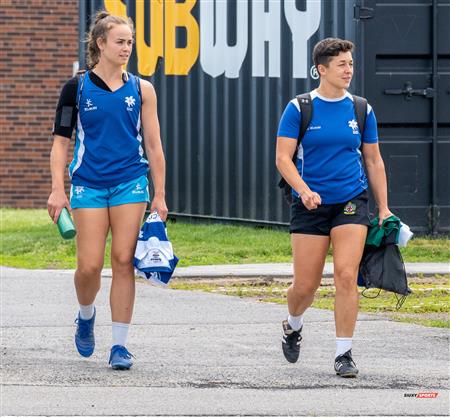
[366,215,401,247]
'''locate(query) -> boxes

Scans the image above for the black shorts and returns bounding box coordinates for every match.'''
[290,190,371,236]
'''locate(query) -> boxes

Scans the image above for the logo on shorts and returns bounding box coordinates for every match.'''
[348,119,359,135]
[132,182,144,195]
[125,96,136,111]
[344,201,356,215]
[73,186,85,199]
[84,98,97,112]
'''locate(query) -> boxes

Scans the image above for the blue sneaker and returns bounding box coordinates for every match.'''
[74,309,96,357]
[109,345,134,370]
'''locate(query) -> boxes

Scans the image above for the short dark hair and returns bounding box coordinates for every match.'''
[313,38,354,68]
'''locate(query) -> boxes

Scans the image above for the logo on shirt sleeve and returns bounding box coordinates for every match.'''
[125,96,136,111]
[348,119,359,135]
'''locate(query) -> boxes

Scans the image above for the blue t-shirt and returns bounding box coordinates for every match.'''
[277,90,378,204]
[69,73,148,188]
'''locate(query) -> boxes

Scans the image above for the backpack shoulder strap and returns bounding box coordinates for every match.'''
[277,93,312,190]
[352,95,368,138]
[76,71,86,110]
[133,73,142,104]
[296,93,312,143]
[132,73,144,136]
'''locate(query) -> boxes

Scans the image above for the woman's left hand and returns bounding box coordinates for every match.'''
[378,207,394,226]
[151,195,168,221]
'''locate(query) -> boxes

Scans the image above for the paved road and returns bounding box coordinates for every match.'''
[2,267,449,416]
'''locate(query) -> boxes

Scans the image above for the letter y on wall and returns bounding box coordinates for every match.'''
[284,0,321,78]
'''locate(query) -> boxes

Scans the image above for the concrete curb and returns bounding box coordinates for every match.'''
[23,262,449,280]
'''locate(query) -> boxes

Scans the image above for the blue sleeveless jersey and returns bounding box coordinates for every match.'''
[69,73,148,188]
[277,90,379,204]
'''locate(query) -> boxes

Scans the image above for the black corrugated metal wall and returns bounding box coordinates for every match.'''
[79,0,449,234]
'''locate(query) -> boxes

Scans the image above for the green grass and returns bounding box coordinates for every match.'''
[1,208,449,269]
[169,277,450,328]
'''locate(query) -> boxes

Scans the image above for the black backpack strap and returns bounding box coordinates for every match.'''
[75,71,86,111]
[278,93,312,190]
[296,93,312,143]
[291,93,312,162]
[132,73,144,137]
[132,73,142,105]
[353,95,368,141]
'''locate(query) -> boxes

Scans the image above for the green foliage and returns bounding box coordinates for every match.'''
[1,208,449,269]
[1,209,81,268]
[398,237,450,262]
[0,208,291,268]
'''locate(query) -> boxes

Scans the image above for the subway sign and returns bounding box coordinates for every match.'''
[104,0,321,78]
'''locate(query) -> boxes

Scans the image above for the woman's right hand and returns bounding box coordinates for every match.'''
[47,189,71,223]
[300,189,322,210]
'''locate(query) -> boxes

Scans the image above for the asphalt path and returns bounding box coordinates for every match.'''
[1,267,448,416]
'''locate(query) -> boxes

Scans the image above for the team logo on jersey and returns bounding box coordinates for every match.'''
[348,119,359,135]
[344,201,356,215]
[132,182,144,194]
[84,98,97,112]
[125,96,136,111]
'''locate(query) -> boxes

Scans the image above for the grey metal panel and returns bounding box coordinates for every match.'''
[79,0,449,233]
[137,0,352,225]
[360,0,449,234]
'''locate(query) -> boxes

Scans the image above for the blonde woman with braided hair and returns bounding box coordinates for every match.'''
[48,11,167,369]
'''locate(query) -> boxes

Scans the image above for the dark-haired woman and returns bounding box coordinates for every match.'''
[47,11,167,370]
[276,38,393,377]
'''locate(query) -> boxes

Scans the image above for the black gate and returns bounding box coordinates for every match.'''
[358,0,450,234]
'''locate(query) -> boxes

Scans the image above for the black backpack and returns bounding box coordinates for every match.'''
[359,244,412,310]
[278,93,368,204]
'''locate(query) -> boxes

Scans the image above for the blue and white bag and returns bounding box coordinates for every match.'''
[133,211,179,286]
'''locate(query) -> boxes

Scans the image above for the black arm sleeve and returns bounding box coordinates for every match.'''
[53,76,78,139]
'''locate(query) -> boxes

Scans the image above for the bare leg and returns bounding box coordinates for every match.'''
[108,203,146,323]
[330,224,367,337]
[287,233,330,316]
[72,208,110,305]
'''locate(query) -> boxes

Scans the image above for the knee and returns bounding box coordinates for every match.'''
[76,263,103,280]
[334,269,358,293]
[291,281,318,298]
[111,252,133,271]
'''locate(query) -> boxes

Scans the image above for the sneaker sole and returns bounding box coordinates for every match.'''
[77,350,94,358]
[75,339,95,358]
[75,343,95,358]
[336,371,358,378]
[111,364,132,370]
